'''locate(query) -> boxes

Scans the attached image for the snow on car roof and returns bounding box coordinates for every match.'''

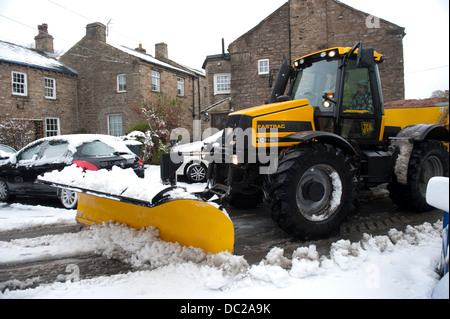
[15,134,134,156]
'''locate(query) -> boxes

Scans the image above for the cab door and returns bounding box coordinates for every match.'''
[338,59,383,144]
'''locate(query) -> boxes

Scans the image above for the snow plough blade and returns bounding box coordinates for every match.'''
[76,193,234,254]
[37,172,234,255]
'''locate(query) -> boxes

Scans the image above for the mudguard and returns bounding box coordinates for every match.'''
[395,124,449,142]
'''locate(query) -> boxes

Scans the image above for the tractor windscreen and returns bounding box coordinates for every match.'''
[290,59,339,112]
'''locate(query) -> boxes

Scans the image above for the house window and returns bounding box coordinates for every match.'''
[214,73,231,95]
[44,77,56,99]
[117,74,126,93]
[177,78,185,96]
[45,118,60,136]
[108,114,123,136]
[152,71,160,92]
[258,59,270,75]
[12,71,27,96]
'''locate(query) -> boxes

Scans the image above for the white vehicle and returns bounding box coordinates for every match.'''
[172,130,223,183]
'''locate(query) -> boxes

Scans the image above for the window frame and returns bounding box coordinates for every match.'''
[44,77,56,99]
[152,71,161,92]
[108,114,123,137]
[258,59,270,75]
[12,71,28,96]
[177,77,185,96]
[117,74,127,93]
[214,73,231,95]
[45,117,60,137]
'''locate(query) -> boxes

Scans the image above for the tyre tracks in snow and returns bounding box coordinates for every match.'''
[0,224,134,292]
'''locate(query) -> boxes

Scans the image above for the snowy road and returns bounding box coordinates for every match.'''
[0,166,446,299]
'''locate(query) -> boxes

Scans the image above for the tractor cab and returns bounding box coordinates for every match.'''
[288,42,385,145]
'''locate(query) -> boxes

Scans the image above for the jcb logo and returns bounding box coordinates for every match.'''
[361,121,374,135]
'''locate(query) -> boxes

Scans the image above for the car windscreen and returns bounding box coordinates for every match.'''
[40,140,70,163]
[17,141,45,162]
[79,141,116,157]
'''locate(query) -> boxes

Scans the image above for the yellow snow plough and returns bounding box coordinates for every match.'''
[39,179,234,254]
[41,42,448,253]
[76,193,234,254]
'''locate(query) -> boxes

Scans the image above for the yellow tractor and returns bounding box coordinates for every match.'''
[43,42,448,254]
[196,41,449,239]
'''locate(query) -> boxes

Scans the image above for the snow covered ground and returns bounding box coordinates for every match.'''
[0,166,446,299]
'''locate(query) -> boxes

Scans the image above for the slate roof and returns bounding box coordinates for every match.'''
[0,40,77,76]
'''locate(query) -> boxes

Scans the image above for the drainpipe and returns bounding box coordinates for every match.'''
[192,75,196,120]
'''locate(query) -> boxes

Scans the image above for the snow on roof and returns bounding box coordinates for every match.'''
[110,43,204,77]
[0,40,77,75]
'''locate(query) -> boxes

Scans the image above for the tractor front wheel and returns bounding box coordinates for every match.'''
[264,143,358,239]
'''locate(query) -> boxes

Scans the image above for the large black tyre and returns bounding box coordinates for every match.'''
[388,140,449,212]
[263,143,358,239]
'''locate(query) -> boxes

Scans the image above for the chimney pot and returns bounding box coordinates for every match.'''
[135,43,146,54]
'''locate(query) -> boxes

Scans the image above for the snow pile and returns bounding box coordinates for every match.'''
[0,166,446,298]
[0,203,76,232]
[40,165,196,203]
[1,217,443,298]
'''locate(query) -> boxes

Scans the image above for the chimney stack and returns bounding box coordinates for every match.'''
[85,22,106,42]
[155,43,168,60]
[135,43,146,54]
[35,23,54,53]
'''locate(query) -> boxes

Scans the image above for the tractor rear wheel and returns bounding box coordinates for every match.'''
[264,143,358,239]
[388,140,449,212]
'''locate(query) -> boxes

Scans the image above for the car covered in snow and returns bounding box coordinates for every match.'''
[171,130,223,183]
[0,144,16,161]
[0,134,144,209]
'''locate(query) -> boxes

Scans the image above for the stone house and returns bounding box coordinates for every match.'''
[0,24,78,143]
[60,22,206,139]
[201,40,231,131]
[203,0,405,129]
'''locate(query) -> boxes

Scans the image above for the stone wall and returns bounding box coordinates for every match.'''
[60,23,205,138]
[289,0,405,103]
[229,3,290,110]
[227,0,405,111]
[0,61,78,136]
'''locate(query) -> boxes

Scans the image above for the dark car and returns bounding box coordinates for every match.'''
[0,134,144,209]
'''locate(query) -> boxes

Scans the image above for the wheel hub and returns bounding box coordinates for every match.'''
[302,180,325,202]
[296,164,342,222]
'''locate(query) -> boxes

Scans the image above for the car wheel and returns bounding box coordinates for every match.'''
[0,178,11,201]
[186,163,207,183]
[60,188,78,209]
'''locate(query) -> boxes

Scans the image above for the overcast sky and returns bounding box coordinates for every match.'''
[0,0,448,99]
